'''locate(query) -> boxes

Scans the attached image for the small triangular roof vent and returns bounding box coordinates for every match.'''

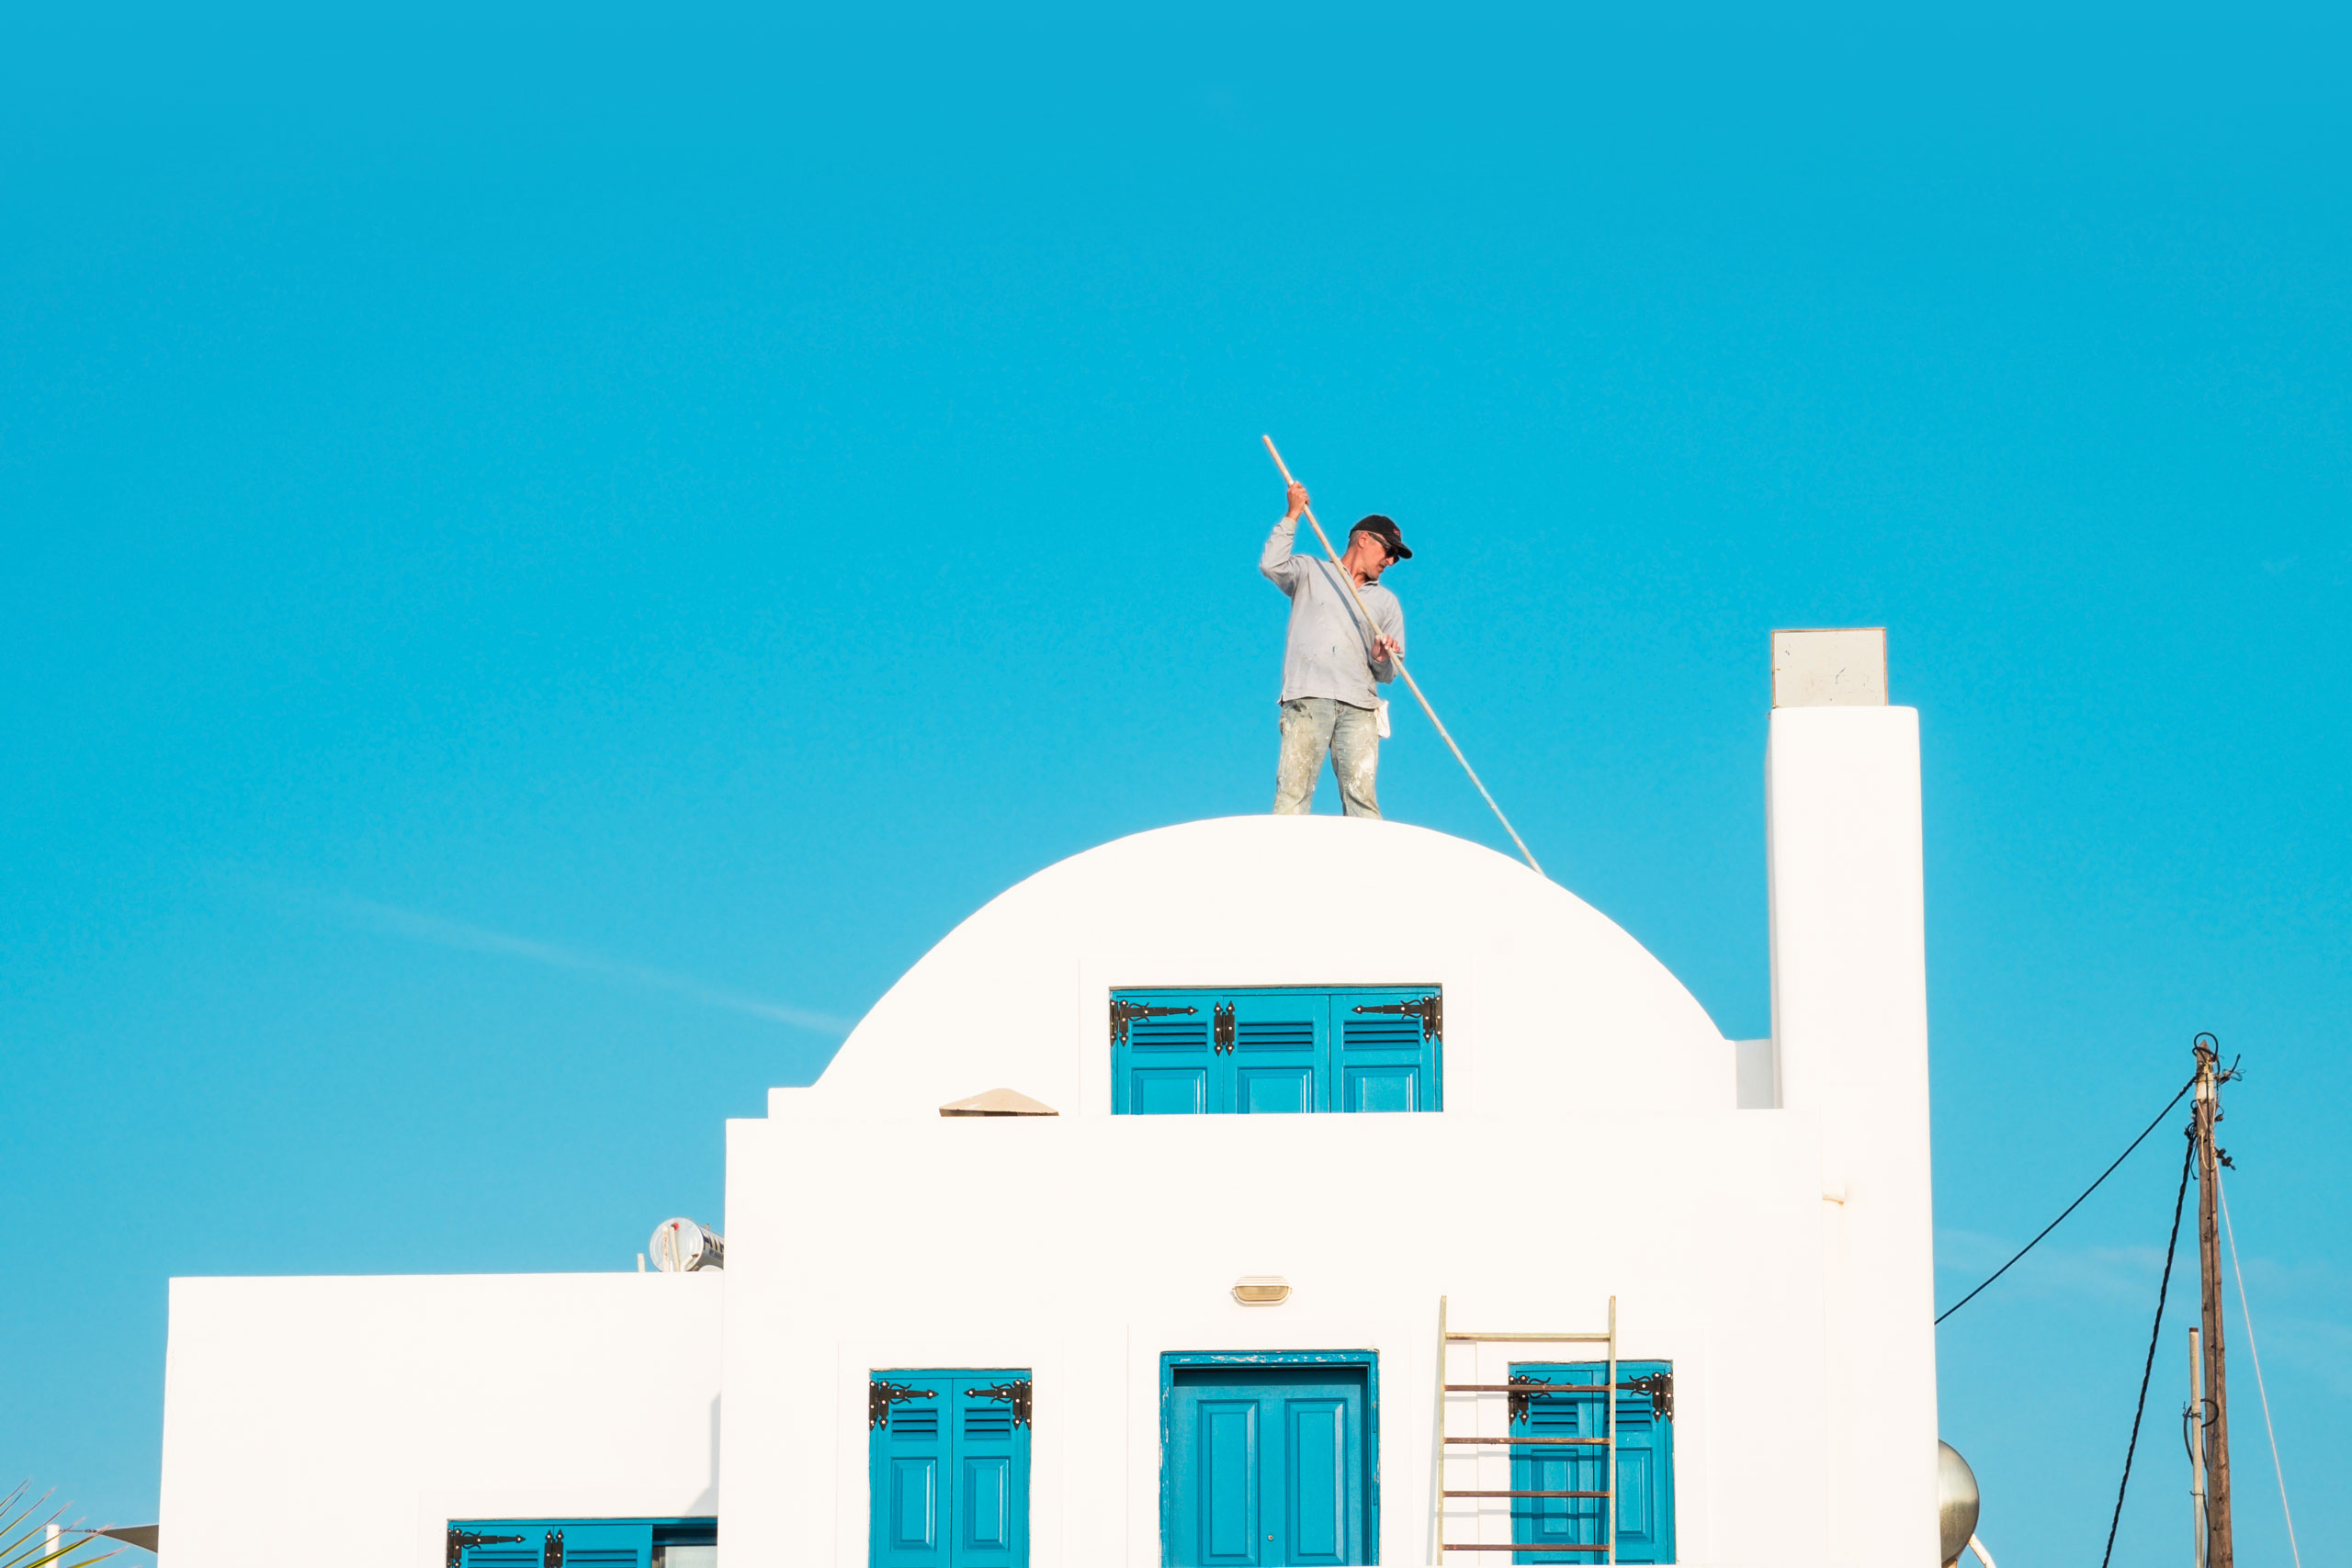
[939,1087,1059,1118]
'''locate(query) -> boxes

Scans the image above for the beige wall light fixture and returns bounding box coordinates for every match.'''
[1231,1275,1292,1305]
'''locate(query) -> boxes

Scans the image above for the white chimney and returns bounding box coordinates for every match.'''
[1766,627,1942,1568]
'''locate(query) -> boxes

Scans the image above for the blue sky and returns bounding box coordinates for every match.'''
[3,4,2346,1561]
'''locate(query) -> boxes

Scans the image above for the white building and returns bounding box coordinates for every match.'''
[157,633,1942,1568]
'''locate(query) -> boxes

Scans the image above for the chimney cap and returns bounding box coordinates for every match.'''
[1772,628,1887,707]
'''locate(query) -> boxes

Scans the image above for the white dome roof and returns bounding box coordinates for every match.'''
[783,816,1731,1120]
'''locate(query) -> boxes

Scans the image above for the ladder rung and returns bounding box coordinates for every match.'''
[1437,1545,1609,1553]
[1444,1436,1609,1446]
[1446,1332,1612,1342]
[1443,1489,1611,1499]
[1445,1383,1641,1393]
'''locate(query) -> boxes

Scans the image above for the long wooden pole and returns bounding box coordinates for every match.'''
[2194,1038,2234,1568]
[2188,1325,2207,1568]
[1434,1295,1450,1562]
[1261,435,1544,876]
[1605,1294,1619,1565]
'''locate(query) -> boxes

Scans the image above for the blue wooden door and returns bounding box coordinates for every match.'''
[1507,1363,1673,1565]
[1165,1362,1370,1566]
[453,1522,658,1568]
[871,1371,1031,1567]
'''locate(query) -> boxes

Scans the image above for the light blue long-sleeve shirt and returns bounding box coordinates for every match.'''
[1261,516,1405,708]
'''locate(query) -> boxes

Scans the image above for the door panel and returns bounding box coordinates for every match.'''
[1237,1066,1314,1114]
[1201,1401,1262,1564]
[890,1459,943,1556]
[1340,1065,1419,1112]
[1283,1399,1349,1565]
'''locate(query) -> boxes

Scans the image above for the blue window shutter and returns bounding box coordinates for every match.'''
[452,1522,662,1568]
[1114,986,1442,1116]
[1335,987,1442,1111]
[1228,989,1329,1114]
[1607,1372,1673,1564]
[1508,1363,1674,1565]
[872,1376,951,1566]
[951,1376,1031,1567]
[872,1372,1030,1568]
[1113,991,1220,1114]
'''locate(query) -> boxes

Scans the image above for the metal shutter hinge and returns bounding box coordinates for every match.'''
[447,1530,525,1568]
[1110,999,1198,1046]
[869,1379,936,1428]
[1351,993,1442,1041]
[971,1377,1034,1427]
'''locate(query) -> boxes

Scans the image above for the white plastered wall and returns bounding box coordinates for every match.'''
[786,817,1735,1123]
[1767,705,1941,1568]
[718,1111,1830,1568]
[153,759,1947,1568]
[157,1273,722,1568]
[712,813,1918,1566]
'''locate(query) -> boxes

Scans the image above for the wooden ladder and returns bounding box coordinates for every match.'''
[1433,1294,1620,1561]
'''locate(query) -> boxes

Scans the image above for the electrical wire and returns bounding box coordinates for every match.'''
[2098,1132,2197,1568]
[1935,1073,2197,1325]
[2216,1167,2303,1568]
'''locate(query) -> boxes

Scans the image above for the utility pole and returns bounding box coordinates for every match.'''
[2192,1034,2233,1568]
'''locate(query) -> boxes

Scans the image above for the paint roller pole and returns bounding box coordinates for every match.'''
[1261,434,1545,877]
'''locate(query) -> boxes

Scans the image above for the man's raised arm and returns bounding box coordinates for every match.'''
[1260,481,1311,591]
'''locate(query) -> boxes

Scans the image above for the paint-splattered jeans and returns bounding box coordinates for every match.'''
[1273,697,1381,818]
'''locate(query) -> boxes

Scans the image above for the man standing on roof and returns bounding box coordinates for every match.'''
[1261,479,1410,818]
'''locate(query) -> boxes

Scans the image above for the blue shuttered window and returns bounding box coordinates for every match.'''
[450,1519,715,1568]
[871,1370,1032,1568]
[1507,1362,1675,1565]
[1113,986,1441,1114]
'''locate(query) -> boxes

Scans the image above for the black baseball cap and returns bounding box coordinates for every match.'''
[1351,513,1412,560]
